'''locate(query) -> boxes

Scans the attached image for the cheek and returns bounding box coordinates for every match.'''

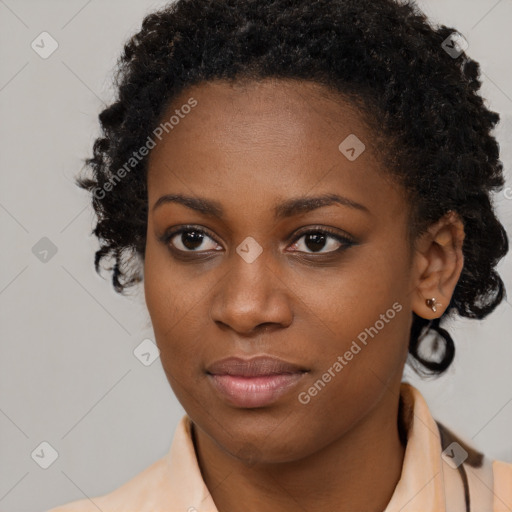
[297,236,411,396]
[143,242,202,361]
[288,283,409,459]
[144,233,202,325]
[144,259,209,407]
[302,238,409,339]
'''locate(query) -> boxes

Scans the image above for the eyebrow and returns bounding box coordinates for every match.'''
[152,192,369,218]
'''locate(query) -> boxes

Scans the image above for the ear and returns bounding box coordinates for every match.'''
[411,211,465,319]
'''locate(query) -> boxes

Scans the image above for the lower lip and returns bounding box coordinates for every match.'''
[208,373,306,408]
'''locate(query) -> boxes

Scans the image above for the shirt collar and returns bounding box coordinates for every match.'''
[164,382,445,512]
[383,382,445,511]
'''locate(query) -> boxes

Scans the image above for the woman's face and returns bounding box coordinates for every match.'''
[144,79,416,463]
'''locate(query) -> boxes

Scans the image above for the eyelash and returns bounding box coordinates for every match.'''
[159,224,356,258]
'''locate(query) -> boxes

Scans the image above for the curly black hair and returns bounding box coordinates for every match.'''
[77,0,509,376]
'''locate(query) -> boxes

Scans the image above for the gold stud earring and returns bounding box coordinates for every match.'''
[425,298,441,312]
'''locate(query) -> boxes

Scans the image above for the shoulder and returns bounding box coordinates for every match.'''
[45,456,171,512]
[45,414,201,512]
[494,458,512,481]
[493,459,512,511]
[436,421,512,506]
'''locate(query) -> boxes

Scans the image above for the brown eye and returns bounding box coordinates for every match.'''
[164,227,221,253]
[288,229,355,254]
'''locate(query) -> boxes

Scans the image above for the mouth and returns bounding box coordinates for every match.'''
[206,355,308,408]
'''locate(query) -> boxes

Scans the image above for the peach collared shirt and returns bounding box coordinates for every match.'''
[47,383,512,512]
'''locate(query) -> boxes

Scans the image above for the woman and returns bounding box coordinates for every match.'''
[48,0,511,510]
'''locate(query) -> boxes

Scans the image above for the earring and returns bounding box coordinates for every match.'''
[425,298,440,312]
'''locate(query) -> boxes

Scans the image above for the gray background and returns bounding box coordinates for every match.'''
[0,0,511,510]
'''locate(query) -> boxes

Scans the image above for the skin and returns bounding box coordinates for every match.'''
[143,78,465,512]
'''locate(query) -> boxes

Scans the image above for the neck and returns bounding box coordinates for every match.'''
[192,386,407,512]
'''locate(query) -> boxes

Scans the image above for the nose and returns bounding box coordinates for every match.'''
[209,249,294,336]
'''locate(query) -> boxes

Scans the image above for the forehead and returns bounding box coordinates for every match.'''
[147,79,378,168]
[150,78,371,154]
[145,78,401,221]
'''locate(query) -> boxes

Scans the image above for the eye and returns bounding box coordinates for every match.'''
[160,225,355,256]
[288,228,355,254]
[163,226,221,253]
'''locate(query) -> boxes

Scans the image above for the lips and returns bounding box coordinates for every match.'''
[206,356,307,377]
[206,356,308,408]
